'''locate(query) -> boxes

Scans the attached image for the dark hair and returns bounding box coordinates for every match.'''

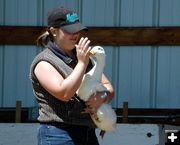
[36,30,54,47]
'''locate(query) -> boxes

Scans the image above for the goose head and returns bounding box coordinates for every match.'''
[90,46,106,59]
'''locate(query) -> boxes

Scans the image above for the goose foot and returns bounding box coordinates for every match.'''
[99,130,106,138]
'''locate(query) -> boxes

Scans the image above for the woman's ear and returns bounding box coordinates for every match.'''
[49,27,57,37]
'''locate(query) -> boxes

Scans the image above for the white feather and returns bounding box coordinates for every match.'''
[92,104,117,131]
[76,46,117,131]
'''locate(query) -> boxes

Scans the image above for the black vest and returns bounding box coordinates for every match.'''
[29,48,96,128]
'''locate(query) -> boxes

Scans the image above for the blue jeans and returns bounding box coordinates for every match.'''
[37,124,99,145]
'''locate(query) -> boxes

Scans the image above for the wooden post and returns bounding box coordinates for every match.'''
[15,101,22,123]
[122,102,128,123]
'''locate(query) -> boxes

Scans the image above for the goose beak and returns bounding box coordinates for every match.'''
[89,50,96,56]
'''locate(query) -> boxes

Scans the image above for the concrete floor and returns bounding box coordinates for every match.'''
[0,123,38,145]
[0,123,179,145]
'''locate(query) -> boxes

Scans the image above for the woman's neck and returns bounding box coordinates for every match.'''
[55,42,74,57]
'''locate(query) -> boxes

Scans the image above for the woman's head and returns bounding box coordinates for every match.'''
[37,7,87,48]
[50,28,81,52]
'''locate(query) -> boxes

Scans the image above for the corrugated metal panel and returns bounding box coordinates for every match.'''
[116,0,155,108]
[156,47,180,107]
[0,46,4,106]
[116,46,152,108]
[159,0,180,26]
[4,0,38,25]
[120,0,154,26]
[0,0,179,108]
[82,0,115,26]
[2,46,38,107]
[156,0,180,108]
[0,0,40,107]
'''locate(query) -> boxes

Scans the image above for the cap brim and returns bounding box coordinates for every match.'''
[61,22,88,34]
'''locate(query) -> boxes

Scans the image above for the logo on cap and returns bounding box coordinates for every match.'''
[66,13,79,23]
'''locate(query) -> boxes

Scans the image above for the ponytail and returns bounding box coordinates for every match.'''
[36,30,53,47]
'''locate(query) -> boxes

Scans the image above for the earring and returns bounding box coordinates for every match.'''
[53,34,56,37]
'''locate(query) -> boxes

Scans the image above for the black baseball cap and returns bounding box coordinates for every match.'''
[47,7,87,33]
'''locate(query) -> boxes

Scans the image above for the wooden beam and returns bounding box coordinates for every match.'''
[115,108,180,116]
[0,107,179,124]
[1,26,180,46]
[87,27,180,46]
[0,107,29,123]
[15,101,22,123]
[115,108,180,125]
[122,102,128,123]
[0,26,44,45]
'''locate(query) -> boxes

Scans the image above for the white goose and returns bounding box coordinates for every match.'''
[76,46,117,132]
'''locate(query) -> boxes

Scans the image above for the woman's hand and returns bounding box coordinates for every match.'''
[75,37,91,66]
[85,92,107,114]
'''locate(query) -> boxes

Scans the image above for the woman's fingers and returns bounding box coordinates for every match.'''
[87,46,92,56]
[78,37,84,46]
[75,37,91,65]
[83,40,90,50]
[78,37,87,46]
[80,37,88,47]
[85,92,106,111]
[77,37,90,52]
[84,106,97,115]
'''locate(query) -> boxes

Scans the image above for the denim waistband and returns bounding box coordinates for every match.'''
[40,122,92,130]
[40,122,70,128]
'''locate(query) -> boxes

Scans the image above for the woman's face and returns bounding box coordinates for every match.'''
[53,28,80,53]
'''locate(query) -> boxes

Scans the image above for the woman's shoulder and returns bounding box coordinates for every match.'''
[33,48,59,61]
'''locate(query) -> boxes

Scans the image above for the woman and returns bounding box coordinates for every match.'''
[30,7,114,145]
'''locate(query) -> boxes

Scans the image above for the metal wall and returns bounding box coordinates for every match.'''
[0,0,179,108]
